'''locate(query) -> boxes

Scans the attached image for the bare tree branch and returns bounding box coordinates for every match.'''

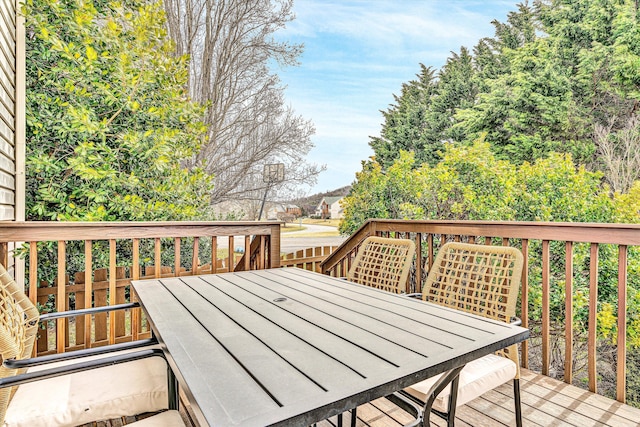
[164,0,325,209]
[595,114,640,194]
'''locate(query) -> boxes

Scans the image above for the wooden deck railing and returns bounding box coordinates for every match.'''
[280,246,337,272]
[0,221,280,356]
[321,219,640,404]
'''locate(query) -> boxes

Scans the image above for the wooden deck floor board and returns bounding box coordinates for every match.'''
[521,370,640,423]
[516,376,637,427]
[346,369,640,427]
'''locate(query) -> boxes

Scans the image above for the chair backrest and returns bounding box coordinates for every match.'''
[347,236,416,294]
[421,242,524,376]
[421,242,523,323]
[0,265,39,422]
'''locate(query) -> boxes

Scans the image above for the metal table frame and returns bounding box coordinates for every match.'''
[132,268,529,427]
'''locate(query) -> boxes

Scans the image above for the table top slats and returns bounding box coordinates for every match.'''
[132,278,279,424]
[200,273,428,368]
[161,278,331,406]
[273,268,515,334]
[169,276,375,394]
[249,269,499,354]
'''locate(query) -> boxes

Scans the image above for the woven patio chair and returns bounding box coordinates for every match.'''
[347,236,416,294]
[0,265,185,427]
[400,242,524,427]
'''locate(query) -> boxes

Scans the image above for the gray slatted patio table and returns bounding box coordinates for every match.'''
[132,267,529,427]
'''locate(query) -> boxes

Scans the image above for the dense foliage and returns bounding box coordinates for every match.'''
[341,142,619,233]
[24,0,214,221]
[343,0,640,402]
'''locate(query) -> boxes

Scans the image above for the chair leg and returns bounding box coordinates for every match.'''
[445,375,460,427]
[513,378,522,427]
[167,365,179,411]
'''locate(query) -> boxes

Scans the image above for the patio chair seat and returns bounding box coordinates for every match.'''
[404,353,517,412]
[4,355,168,427]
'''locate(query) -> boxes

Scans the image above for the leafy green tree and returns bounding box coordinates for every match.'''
[339,159,391,235]
[24,0,213,221]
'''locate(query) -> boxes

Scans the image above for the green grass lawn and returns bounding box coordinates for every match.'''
[300,218,341,228]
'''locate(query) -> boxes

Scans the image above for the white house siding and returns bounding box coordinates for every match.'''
[330,199,343,219]
[0,0,17,220]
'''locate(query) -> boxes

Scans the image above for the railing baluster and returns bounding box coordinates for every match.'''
[57,240,66,354]
[154,238,161,278]
[212,236,218,273]
[427,234,434,271]
[542,239,550,376]
[192,237,200,274]
[29,242,38,357]
[228,236,234,272]
[617,245,627,402]
[84,240,92,348]
[564,241,573,384]
[0,242,6,268]
[259,235,265,270]
[132,238,140,341]
[245,235,250,271]
[415,233,422,294]
[109,239,117,345]
[174,237,181,277]
[521,239,529,369]
[589,243,599,393]
[28,242,37,306]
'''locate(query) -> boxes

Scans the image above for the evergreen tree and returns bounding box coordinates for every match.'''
[369,65,440,169]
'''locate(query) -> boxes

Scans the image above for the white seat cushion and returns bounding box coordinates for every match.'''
[405,353,516,412]
[129,410,185,426]
[4,352,168,427]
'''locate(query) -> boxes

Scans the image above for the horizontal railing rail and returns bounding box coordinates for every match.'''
[321,219,640,404]
[0,221,280,356]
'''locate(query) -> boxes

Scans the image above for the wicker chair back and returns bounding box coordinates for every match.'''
[347,236,416,294]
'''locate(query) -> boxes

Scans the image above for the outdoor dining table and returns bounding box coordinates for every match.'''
[131,267,529,427]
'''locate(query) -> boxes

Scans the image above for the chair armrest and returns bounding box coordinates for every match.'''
[39,302,140,322]
[404,293,422,299]
[3,338,158,369]
[510,316,522,326]
[0,348,166,389]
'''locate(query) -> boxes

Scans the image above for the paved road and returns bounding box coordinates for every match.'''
[214,223,347,254]
[280,224,347,253]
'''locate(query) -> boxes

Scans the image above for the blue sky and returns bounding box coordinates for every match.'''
[274,1,517,194]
